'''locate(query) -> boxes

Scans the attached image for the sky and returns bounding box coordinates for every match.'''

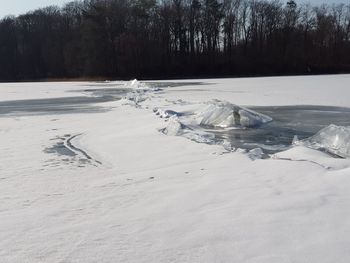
[0,0,69,18]
[0,0,349,19]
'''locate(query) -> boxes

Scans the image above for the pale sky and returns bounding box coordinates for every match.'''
[0,0,69,18]
[0,0,349,19]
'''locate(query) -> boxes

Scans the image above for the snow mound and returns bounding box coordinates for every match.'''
[196,100,272,128]
[296,124,350,158]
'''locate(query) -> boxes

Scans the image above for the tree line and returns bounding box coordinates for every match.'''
[1,0,350,81]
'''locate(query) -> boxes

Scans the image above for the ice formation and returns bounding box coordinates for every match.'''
[221,141,234,152]
[153,108,181,119]
[129,79,140,88]
[159,100,274,154]
[161,117,185,136]
[248,148,264,160]
[161,117,215,143]
[128,79,162,92]
[125,91,148,104]
[120,79,150,106]
[296,124,350,158]
[196,100,272,128]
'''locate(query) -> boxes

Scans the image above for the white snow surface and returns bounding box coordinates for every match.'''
[2,75,350,263]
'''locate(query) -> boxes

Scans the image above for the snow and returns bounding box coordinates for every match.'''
[273,146,350,170]
[158,74,350,107]
[1,75,350,262]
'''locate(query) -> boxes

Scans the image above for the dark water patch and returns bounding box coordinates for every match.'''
[167,88,211,93]
[44,141,77,157]
[146,82,208,88]
[44,134,102,167]
[0,96,116,116]
[66,134,102,165]
[81,88,131,97]
[81,81,206,88]
[82,82,124,87]
[205,105,350,154]
[251,105,350,133]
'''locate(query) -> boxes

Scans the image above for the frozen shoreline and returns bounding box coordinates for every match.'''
[1,75,350,262]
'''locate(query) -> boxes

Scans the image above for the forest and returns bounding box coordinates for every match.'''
[0,0,350,80]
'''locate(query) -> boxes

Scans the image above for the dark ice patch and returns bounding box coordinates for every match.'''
[207,105,350,154]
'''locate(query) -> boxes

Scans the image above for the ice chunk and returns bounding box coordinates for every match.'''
[196,100,272,128]
[221,141,235,152]
[248,148,264,160]
[127,79,148,90]
[128,79,163,92]
[130,79,139,88]
[292,135,299,145]
[184,130,215,144]
[125,91,147,104]
[162,117,185,136]
[161,117,215,143]
[298,124,350,158]
[153,108,181,119]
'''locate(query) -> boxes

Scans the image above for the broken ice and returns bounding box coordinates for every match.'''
[196,100,272,128]
[296,124,350,158]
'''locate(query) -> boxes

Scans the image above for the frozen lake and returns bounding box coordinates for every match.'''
[2,76,350,263]
[2,81,350,156]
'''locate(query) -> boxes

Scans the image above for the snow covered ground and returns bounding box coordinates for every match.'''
[1,75,350,263]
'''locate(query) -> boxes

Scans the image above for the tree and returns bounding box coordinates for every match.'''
[1,0,350,80]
